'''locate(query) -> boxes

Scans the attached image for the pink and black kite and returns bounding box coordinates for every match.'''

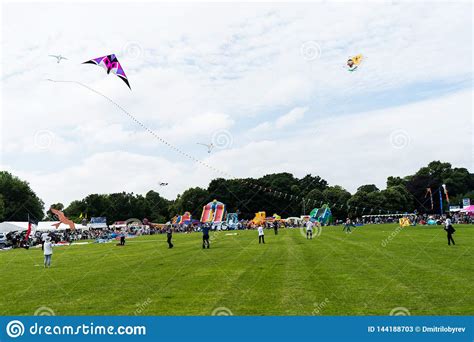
[83,54,131,89]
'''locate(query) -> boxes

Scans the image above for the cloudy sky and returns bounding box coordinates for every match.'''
[1,1,472,208]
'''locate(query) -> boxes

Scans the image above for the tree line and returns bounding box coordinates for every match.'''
[1,161,472,223]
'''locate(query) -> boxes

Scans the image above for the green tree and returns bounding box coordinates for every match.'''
[322,185,351,219]
[0,171,44,221]
[357,184,379,193]
[381,185,414,212]
[406,161,474,213]
[348,187,385,216]
[303,189,324,215]
[145,190,171,222]
[387,176,405,188]
[172,187,210,219]
[46,203,65,220]
[0,195,5,221]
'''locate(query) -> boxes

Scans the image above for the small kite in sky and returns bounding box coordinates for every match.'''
[83,54,131,89]
[49,54,68,63]
[197,142,214,154]
[159,182,168,186]
[346,54,364,72]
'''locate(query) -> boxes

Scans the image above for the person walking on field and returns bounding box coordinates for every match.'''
[202,224,210,249]
[43,237,53,268]
[444,216,456,246]
[258,225,265,244]
[273,221,279,235]
[166,225,174,249]
[343,218,354,233]
[306,220,314,239]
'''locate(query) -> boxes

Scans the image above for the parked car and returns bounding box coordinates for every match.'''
[0,232,7,248]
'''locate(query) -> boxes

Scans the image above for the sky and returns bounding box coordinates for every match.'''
[0,0,473,208]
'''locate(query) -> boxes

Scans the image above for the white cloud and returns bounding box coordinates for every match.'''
[0,2,472,210]
[3,89,471,208]
[275,107,307,128]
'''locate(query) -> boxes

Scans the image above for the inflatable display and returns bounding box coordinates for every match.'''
[251,212,266,225]
[201,200,226,223]
[309,205,332,224]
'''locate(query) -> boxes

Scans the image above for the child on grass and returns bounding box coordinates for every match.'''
[258,225,265,244]
[43,237,53,268]
[202,224,210,249]
[306,220,314,239]
[444,216,456,246]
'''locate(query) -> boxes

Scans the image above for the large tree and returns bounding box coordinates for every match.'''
[322,185,351,219]
[145,190,171,223]
[0,195,5,221]
[4,160,470,224]
[0,171,44,221]
[405,161,474,213]
[171,187,210,219]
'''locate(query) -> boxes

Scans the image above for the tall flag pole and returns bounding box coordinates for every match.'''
[25,214,37,241]
[438,188,444,215]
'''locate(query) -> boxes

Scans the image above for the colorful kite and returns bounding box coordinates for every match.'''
[50,208,75,230]
[83,54,131,89]
[346,54,364,72]
[425,188,434,210]
[442,184,450,204]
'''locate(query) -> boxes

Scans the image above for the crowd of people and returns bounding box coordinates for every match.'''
[361,213,473,225]
[2,211,471,267]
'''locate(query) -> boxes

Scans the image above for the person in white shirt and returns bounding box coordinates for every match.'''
[41,232,49,251]
[306,220,314,239]
[43,237,53,268]
[444,216,456,246]
[258,226,265,244]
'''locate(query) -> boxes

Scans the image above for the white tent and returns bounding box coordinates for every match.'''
[35,222,88,231]
[0,222,27,233]
[0,221,88,233]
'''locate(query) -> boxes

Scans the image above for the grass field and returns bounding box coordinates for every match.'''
[0,224,472,316]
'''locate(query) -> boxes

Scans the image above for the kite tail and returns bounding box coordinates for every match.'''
[46,79,232,179]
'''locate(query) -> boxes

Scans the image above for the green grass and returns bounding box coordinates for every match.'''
[0,224,472,316]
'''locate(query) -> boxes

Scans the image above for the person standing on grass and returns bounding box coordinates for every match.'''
[444,216,456,246]
[120,232,126,246]
[166,225,174,249]
[43,236,53,268]
[41,231,49,251]
[202,224,210,249]
[343,218,353,233]
[306,220,314,239]
[273,221,278,235]
[258,225,265,244]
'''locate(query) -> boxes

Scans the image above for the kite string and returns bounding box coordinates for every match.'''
[47,79,414,214]
[47,79,234,179]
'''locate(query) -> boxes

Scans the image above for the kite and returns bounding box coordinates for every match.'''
[442,184,450,204]
[346,54,364,72]
[83,54,131,89]
[49,54,68,63]
[425,188,434,210]
[197,142,214,154]
[50,208,75,230]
